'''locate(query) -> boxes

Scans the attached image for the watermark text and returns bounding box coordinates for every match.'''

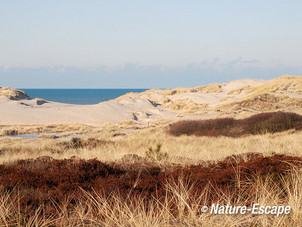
[200,204,291,216]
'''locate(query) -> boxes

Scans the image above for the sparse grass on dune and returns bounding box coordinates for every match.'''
[0,86,29,100]
[158,82,224,96]
[245,75,302,95]
[214,76,302,114]
[133,75,302,116]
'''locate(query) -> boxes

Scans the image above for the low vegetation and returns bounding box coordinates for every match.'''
[145,144,168,161]
[0,122,92,136]
[169,111,302,137]
[1,123,302,164]
[0,154,302,225]
[63,137,113,149]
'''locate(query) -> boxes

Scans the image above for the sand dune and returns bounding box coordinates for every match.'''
[0,95,173,126]
[0,75,301,126]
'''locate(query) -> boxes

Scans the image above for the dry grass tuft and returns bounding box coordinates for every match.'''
[0,122,93,136]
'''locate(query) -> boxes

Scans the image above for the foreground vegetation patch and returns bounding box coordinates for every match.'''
[169,111,302,137]
[0,154,302,217]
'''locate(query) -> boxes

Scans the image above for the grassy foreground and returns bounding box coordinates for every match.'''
[0,112,302,226]
[1,155,302,226]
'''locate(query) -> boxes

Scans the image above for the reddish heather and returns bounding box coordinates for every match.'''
[168,111,302,137]
[1,153,302,215]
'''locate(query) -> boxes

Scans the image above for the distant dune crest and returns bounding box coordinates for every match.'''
[125,75,302,116]
[0,87,29,100]
[0,75,301,125]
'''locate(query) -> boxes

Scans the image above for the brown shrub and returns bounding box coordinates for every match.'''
[0,154,302,216]
[169,118,235,136]
[61,137,113,149]
[242,111,302,134]
[169,111,302,137]
[4,129,18,136]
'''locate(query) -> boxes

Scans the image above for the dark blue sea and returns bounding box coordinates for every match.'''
[20,89,148,105]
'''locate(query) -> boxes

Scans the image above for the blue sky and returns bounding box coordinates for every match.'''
[0,0,302,88]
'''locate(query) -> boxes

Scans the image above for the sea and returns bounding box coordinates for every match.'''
[20,89,148,105]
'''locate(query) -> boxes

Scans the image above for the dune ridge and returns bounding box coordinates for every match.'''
[0,86,29,100]
[0,75,301,126]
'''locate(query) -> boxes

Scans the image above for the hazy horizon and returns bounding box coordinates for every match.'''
[1,0,302,88]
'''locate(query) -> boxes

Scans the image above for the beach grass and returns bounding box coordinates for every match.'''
[0,159,302,226]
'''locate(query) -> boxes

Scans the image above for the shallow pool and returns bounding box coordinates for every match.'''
[10,134,39,138]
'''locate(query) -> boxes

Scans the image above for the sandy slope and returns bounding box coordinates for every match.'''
[0,75,301,126]
[0,95,174,126]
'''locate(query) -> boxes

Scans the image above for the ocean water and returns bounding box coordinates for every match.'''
[21,89,148,105]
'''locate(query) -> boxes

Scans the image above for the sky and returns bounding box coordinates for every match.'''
[0,0,302,88]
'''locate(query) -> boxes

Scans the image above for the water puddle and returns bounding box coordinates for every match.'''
[3,132,85,140]
[57,134,84,140]
[10,134,39,138]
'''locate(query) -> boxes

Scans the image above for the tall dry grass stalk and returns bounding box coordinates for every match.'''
[0,188,54,226]
[0,168,302,226]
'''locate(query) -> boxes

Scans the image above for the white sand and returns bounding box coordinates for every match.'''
[0,76,301,126]
[0,96,175,126]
